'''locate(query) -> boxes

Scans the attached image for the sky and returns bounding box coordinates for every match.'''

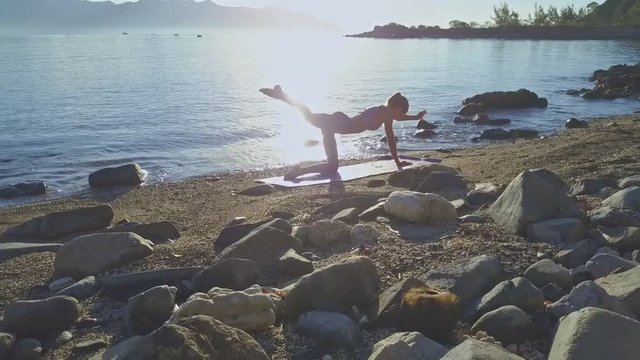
[99,0,600,32]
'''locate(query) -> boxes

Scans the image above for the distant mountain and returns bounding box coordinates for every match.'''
[0,0,333,32]
[585,0,640,26]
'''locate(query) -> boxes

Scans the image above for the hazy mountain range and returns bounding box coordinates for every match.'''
[0,0,333,33]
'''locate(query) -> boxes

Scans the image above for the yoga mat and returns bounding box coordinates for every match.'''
[259,158,440,188]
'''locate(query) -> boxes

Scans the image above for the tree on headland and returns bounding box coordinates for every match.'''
[449,20,470,28]
[492,2,521,26]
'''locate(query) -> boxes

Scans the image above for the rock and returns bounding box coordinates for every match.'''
[54,232,154,278]
[476,114,512,126]
[359,202,387,221]
[213,225,302,268]
[12,338,42,360]
[467,277,544,321]
[398,287,461,342]
[387,164,457,189]
[0,333,14,359]
[542,283,566,302]
[571,178,616,196]
[292,225,310,243]
[463,89,548,109]
[602,187,640,212]
[600,227,640,252]
[169,287,277,332]
[284,256,379,318]
[369,331,449,360]
[583,63,640,100]
[384,191,457,224]
[596,266,640,317]
[56,276,98,300]
[510,129,538,139]
[464,190,498,210]
[472,113,489,123]
[585,253,637,279]
[366,179,386,188]
[547,281,635,319]
[192,258,259,293]
[90,336,143,360]
[49,276,75,292]
[415,171,467,193]
[416,119,437,130]
[307,220,352,250]
[125,285,177,336]
[331,208,360,225]
[314,196,378,215]
[524,259,572,289]
[620,175,640,189]
[369,277,425,328]
[100,220,180,243]
[238,183,275,196]
[548,307,640,360]
[590,207,640,228]
[0,181,47,199]
[554,240,598,269]
[1,204,114,239]
[214,218,292,249]
[414,129,438,138]
[570,265,594,286]
[453,115,472,123]
[89,163,146,187]
[527,218,585,245]
[351,224,379,244]
[104,267,202,301]
[276,248,314,277]
[73,339,108,354]
[0,242,62,264]
[565,118,588,129]
[529,168,568,190]
[271,210,295,219]
[296,311,363,350]
[489,169,581,236]
[441,338,525,360]
[420,255,505,304]
[457,102,487,116]
[4,296,80,337]
[479,128,511,140]
[471,305,533,345]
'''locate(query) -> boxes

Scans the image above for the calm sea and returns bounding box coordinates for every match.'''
[1,29,639,206]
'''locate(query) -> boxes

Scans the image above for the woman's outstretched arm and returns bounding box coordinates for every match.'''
[396,110,427,121]
[384,121,402,171]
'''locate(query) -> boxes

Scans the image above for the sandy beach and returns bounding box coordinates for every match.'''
[1,113,640,359]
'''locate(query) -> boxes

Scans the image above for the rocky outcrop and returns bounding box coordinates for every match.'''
[0,182,47,199]
[463,89,548,109]
[89,163,146,188]
[583,63,640,100]
[383,191,457,224]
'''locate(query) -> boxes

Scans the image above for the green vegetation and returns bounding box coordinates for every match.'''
[585,0,640,26]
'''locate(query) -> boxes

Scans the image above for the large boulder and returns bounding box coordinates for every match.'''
[296,311,363,350]
[595,266,640,317]
[489,170,582,236]
[3,296,80,337]
[54,232,154,278]
[125,286,177,336]
[214,218,291,249]
[420,255,505,304]
[601,187,640,212]
[415,171,467,193]
[307,220,352,250]
[104,267,202,301]
[457,103,487,116]
[589,207,640,228]
[0,242,62,264]
[585,253,637,279]
[571,178,616,196]
[369,332,449,360]
[470,305,533,345]
[1,204,114,239]
[89,163,146,187]
[526,218,585,245]
[192,258,259,293]
[554,239,598,269]
[524,259,572,290]
[547,281,635,319]
[441,338,525,360]
[463,89,548,109]
[388,164,457,189]
[276,248,314,277]
[0,182,47,199]
[313,196,378,215]
[600,227,640,252]
[384,191,457,224]
[467,277,544,321]
[284,256,379,318]
[548,307,640,360]
[212,225,301,268]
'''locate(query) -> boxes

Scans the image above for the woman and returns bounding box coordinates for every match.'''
[260,85,427,180]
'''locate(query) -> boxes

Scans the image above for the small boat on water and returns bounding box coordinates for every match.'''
[174,33,179,37]
[197,34,203,38]
[122,32,128,35]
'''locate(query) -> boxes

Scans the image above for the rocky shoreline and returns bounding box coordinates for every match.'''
[1,114,640,359]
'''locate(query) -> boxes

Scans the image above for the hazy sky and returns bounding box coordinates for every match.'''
[100,1,600,31]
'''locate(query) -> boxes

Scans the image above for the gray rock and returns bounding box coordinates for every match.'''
[527,218,585,245]
[554,239,598,269]
[369,332,449,360]
[589,207,640,228]
[237,183,275,196]
[351,224,379,244]
[0,181,47,199]
[570,265,594,286]
[417,119,437,130]
[464,190,497,210]
[0,332,14,359]
[596,266,640,317]
[12,338,42,360]
[277,248,314,277]
[415,171,467,193]
[388,165,458,189]
[565,118,588,129]
[125,285,177,336]
[213,225,302,268]
[359,202,387,221]
[73,339,109,354]
[313,196,378,215]
[271,210,295,219]
[489,170,582,236]
[479,128,511,140]
[331,208,360,225]
[441,338,525,360]
[602,187,640,212]
[571,178,616,196]
[296,311,363,350]
[90,336,143,360]
[420,255,505,304]
[48,277,75,292]
[468,277,544,321]
[214,218,291,249]
[457,103,487,116]
[307,220,352,250]
[56,276,98,300]
[459,215,486,223]
[548,281,635,319]
[0,242,62,264]
[528,168,568,190]
[619,175,640,189]
[585,253,637,279]
[600,227,640,252]
[99,220,180,243]
[369,278,425,328]
[414,129,438,138]
[89,163,146,187]
[542,283,566,302]
[510,129,538,139]
[633,250,640,263]
[54,232,154,278]
[1,204,114,239]
[524,259,572,289]
[595,246,619,257]
[285,256,379,318]
[192,258,259,293]
[384,191,457,224]
[104,267,202,301]
[471,305,533,345]
[292,225,310,243]
[4,296,80,337]
[548,307,640,360]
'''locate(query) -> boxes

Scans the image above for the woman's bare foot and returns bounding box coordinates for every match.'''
[259,85,287,101]
[284,165,303,181]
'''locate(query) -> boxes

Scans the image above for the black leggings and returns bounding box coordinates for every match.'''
[306,112,352,173]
